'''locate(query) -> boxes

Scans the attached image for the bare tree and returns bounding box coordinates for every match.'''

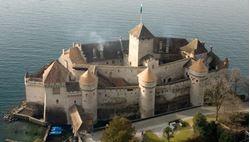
[204,75,232,121]
[220,93,243,122]
[230,68,241,94]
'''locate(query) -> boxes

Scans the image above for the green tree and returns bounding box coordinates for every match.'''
[219,130,233,142]
[101,116,136,142]
[192,112,207,138]
[204,121,218,142]
[163,127,172,141]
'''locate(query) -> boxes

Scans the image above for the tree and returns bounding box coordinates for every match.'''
[218,130,233,142]
[230,68,241,93]
[204,77,232,121]
[221,93,243,122]
[204,121,219,142]
[101,116,136,142]
[163,127,172,141]
[192,112,207,138]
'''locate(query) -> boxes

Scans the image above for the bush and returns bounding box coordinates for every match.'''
[229,112,249,127]
[192,112,207,137]
[219,130,233,142]
[203,121,219,142]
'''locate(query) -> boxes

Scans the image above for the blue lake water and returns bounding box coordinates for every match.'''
[0,0,248,140]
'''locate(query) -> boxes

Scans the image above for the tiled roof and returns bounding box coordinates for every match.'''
[42,60,69,84]
[138,67,156,83]
[180,38,207,54]
[129,23,154,39]
[190,59,208,73]
[69,105,84,134]
[81,40,128,63]
[69,46,86,64]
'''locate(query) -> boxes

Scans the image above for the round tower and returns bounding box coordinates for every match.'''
[189,59,208,106]
[137,67,156,118]
[79,70,98,122]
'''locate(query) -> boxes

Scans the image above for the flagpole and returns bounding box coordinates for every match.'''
[140,3,143,24]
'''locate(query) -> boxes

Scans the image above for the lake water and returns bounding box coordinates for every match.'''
[0,0,248,140]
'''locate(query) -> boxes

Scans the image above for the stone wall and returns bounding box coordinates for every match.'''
[95,58,189,85]
[25,80,45,105]
[44,84,82,123]
[155,79,191,114]
[156,79,190,101]
[97,86,139,120]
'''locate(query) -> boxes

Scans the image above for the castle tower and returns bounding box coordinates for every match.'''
[128,24,154,66]
[79,70,98,122]
[189,59,208,106]
[137,67,157,118]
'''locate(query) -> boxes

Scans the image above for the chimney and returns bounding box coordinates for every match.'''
[159,41,163,52]
[72,42,75,47]
[165,39,169,53]
[210,45,213,52]
[100,50,104,59]
[93,47,97,59]
[62,49,65,55]
[99,45,104,59]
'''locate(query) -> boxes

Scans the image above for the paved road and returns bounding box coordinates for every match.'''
[92,104,249,141]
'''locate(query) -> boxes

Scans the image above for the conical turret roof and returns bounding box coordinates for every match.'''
[137,67,156,83]
[129,23,154,39]
[190,59,208,73]
[79,70,96,85]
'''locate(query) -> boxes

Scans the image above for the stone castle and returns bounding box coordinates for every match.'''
[24,23,229,128]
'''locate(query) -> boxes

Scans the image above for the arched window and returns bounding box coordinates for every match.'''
[56,99,59,104]
[74,100,76,104]
[168,78,172,82]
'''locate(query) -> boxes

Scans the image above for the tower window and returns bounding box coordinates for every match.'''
[168,78,172,82]
[56,99,59,104]
[74,100,76,104]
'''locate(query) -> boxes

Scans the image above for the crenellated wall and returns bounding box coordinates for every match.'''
[84,58,190,85]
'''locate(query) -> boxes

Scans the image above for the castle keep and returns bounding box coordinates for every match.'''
[24,23,229,127]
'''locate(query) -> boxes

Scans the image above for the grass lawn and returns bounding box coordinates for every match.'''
[185,114,216,126]
[143,115,217,142]
[170,127,193,142]
[143,130,168,142]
